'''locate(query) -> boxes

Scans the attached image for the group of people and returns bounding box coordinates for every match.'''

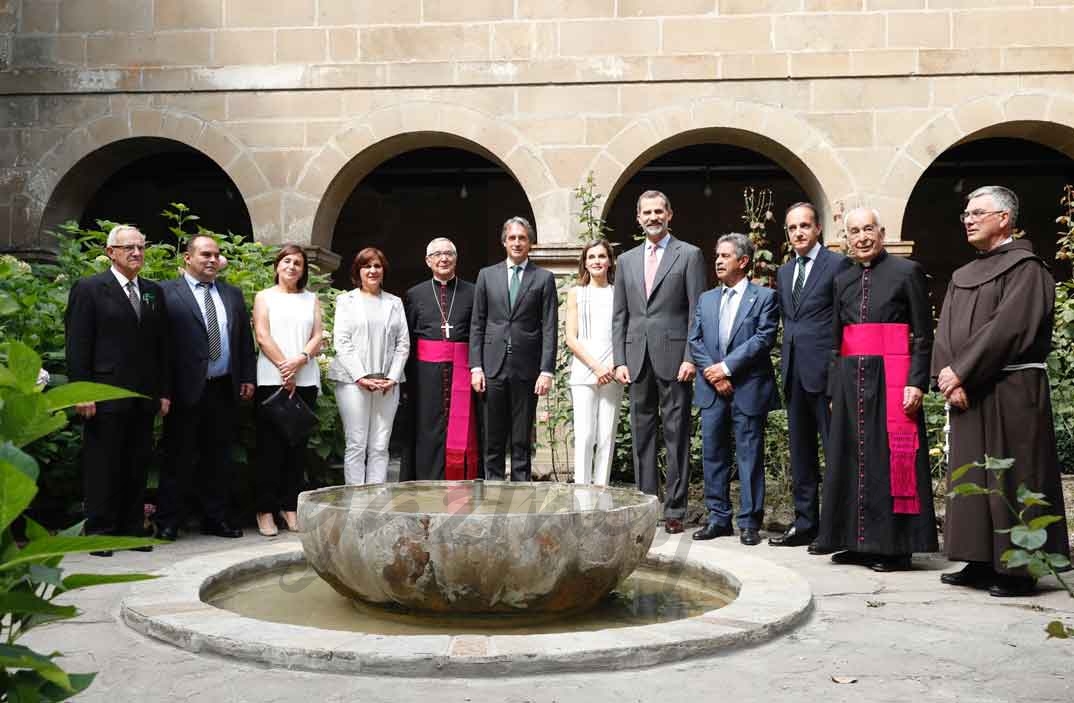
[65,184,1069,598]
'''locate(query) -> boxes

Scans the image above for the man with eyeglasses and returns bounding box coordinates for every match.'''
[65,225,172,556]
[401,238,480,480]
[933,185,1070,597]
[814,207,938,572]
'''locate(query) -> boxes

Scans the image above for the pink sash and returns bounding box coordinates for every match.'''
[840,323,920,515]
[416,339,479,480]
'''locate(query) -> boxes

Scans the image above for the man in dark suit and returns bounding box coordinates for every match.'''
[155,235,255,541]
[769,202,850,549]
[65,225,171,557]
[689,233,780,546]
[470,217,558,481]
[613,190,707,534]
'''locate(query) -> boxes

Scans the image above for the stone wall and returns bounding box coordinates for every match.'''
[2,0,1074,259]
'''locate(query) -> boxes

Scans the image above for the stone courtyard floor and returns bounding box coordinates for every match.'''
[34,530,1073,703]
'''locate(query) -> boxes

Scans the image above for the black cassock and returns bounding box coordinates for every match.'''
[817,251,939,556]
[401,277,478,481]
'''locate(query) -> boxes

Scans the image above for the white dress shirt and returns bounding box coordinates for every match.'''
[719,276,750,377]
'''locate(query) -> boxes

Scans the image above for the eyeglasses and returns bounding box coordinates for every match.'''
[110,244,146,252]
[426,251,457,259]
[959,209,1005,223]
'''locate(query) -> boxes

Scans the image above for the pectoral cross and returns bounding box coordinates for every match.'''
[441,321,453,338]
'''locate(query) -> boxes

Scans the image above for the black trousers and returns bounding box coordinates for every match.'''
[786,370,831,533]
[255,385,318,512]
[483,375,538,482]
[81,401,155,536]
[628,357,693,520]
[156,376,237,528]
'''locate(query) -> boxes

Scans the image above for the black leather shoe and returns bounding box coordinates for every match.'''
[201,520,243,539]
[130,545,154,553]
[940,562,995,589]
[989,574,1036,598]
[769,526,817,547]
[692,523,733,541]
[831,550,875,566]
[807,541,835,555]
[89,550,113,557]
[156,524,179,542]
[739,528,761,546]
[869,554,912,572]
[664,519,684,535]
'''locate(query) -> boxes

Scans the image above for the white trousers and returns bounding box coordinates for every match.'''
[571,382,624,486]
[335,382,399,485]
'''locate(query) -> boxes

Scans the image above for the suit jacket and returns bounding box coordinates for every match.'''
[65,270,171,412]
[160,276,255,408]
[328,289,409,384]
[689,281,780,415]
[469,261,558,380]
[612,236,707,381]
[777,246,849,396]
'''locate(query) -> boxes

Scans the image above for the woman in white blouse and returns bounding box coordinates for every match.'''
[328,247,409,485]
[565,239,622,486]
[252,244,323,537]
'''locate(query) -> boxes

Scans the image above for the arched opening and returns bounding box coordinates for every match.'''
[903,136,1074,305]
[602,136,815,282]
[328,142,536,294]
[42,137,251,243]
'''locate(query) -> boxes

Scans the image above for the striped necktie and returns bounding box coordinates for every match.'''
[198,282,222,361]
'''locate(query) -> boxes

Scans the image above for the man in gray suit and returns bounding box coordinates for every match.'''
[613,190,708,533]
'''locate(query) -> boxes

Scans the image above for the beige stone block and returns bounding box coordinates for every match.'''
[585,116,632,145]
[156,0,222,29]
[534,22,558,58]
[882,152,926,200]
[605,119,660,167]
[161,112,206,146]
[874,109,938,147]
[649,55,719,80]
[431,86,516,119]
[1003,93,1050,122]
[812,77,930,110]
[229,154,272,197]
[718,0,798,12]
[850,49,918,75]
[228,91,341,120]
[277,29,327,63]
[282,193,318,245]
[953,8,1074,49]
[773,13,885,51]
[518,85,619,116]
[663,17,773,53]
[295,145,346,198]
[1003,47,1074,73]
[762,109,819,155]
[575,56,650,82]
[540,146,600,187]
[866,0,923,7]
[506,143,557,196]
[952,97,1004,135]
[153,93,229,122]
[305,120,347,147]
[512,117,587,145]
[517,0,615,19]
[195,126,242,167]
[327,29,359,62]
[87,33,213,67]
[906,113,962,166]
[319,0,420,25]
[619,0,715,16]
[20,0,58,33]
[559,19,660,56]
[360,25,489,62]
[806,112,874,148]
[834,148,895,190]
[12,37,57,68]
[107,93,153,114]
[241,191,280,240]
[619,83,713,115]
[422,0,513,22]
[930,74,1020,107]
[1046,96,1074,130]
[230,121,307,149]
[492,23,534,60]
[887,12,951,49]
[331,124,377,156]
[1018,74,1074,94]
[311,64,388,89]
[919,49,1001,75]
[647,107,697,141]
[225,0,314,28]
[37,96,108,127]
[711,80,807,108]
[60,0,152,32]
[252,149,313,188]
[797,144,854,206]
[86,116,131,147]
[790,52,853,78]
[931,0,1030,7]
[721,52,789,80]
[212,30,274,65]
[398,103,443,133]
[803,0,863,9]
[138,68,193,91]
[387,62,455,86]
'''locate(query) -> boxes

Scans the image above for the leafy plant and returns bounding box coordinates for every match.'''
[741,187,780,288]
[0,341,159,700]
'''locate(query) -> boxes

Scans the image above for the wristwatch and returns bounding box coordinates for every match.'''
[301,352,311,362]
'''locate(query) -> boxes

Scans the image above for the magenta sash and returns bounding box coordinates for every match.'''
[840,323,920,515]
[416,339,479,480]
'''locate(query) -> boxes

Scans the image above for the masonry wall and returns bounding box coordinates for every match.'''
[2,0,1074,262]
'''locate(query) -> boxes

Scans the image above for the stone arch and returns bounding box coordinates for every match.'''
[583,98,855,242]
[299,102,558,250]
[28,107,272,244]
[883,91,1074,237]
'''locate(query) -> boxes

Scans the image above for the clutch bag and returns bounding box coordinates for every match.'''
[259,387,319,446]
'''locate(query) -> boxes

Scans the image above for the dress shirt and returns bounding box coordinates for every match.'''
[184,272,231,378]
[110,267,139,299]
[645,233,671,266]
[719,276,750,378]
[795,240,822,288]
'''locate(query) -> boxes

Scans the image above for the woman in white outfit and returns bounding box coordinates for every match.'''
[565,239,623,486]
[328,247,409,485]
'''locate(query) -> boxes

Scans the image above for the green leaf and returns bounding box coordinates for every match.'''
[0,535,161,571]
[1046,620,1071,639]
[1015,484,1050,508]
[12,409,67,449]
[1045,552,1071,569]
[24,516,49,542]
[949,462,977,482]
[57,521,84,538]
[0,365,17,389]
[948,483,991,497]
[0,643,74,692]
[983,455,1015,471]
[1027,514,1064,531]
[61,572,159,590]
[0,291,20,316]
[0,442,40,480]
[28,564,63,587]
[1027,554,1050,579]
[1001,549,1031,568]
[5,342,42,394]
[43,382,144,411]
[0,592,77,619]
[0,460,39,532]
[1010,525,1048,550]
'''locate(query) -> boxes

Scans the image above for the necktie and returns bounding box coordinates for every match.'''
[199,282,221,361]
[126,281,140,320]
[644,244,658,297]
[792,255,807,308]
[509,265,522,308]
[719,288,737,355]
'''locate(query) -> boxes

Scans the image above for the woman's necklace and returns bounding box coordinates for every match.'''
[432,279,457,338]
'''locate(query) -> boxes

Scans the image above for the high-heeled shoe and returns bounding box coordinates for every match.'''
[279,510,299,532]
[256,512,278,537]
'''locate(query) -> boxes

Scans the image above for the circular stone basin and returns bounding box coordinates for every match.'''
[297,481,660,615]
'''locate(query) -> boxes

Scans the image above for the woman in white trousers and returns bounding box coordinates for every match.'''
[328,247,409,485]
[565,239,623,486]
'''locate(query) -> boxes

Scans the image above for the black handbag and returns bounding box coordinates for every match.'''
[259,386,319,446]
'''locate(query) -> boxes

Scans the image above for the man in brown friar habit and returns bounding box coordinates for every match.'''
[401,237,480,481]
[814,207,938,571]
[934,185,1070,597]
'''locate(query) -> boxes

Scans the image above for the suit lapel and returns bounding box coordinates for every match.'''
[796,248,831,309]
[510,264,538,319]
[729,283,758,344]
[178,278,209,333]
[646,237,679,304]
[103,273,140,324]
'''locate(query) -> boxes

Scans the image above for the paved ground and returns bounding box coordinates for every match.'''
[33,530,1073,703]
